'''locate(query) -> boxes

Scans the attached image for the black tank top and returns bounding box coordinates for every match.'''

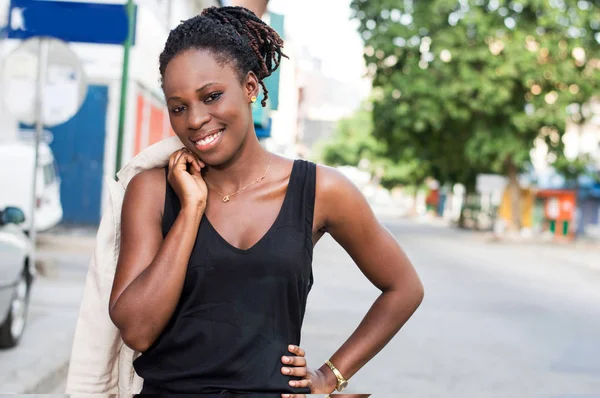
[134,159,316,395]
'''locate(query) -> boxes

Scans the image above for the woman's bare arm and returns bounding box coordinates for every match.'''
[109,149,206,352]
[313,165,424,391]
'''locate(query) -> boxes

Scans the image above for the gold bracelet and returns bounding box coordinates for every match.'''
[325,359,349,392]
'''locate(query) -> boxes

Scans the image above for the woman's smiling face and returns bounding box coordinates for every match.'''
[163,48,258,165]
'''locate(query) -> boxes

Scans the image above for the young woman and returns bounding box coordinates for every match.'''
[108,6,424,397]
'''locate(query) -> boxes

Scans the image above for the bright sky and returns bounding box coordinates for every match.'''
[269,0,367,84]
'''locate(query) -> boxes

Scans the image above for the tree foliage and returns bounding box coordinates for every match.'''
[350,0,600,189]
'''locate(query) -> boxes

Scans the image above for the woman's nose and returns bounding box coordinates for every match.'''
[187,104,210,130]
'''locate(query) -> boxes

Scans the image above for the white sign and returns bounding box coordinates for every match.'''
[0,37,87,127]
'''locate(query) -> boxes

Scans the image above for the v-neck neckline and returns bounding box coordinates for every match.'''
[202,160,299,254]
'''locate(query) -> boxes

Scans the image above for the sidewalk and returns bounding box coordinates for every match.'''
[0,227,94,394]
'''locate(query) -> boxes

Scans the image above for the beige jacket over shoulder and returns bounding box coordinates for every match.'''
[65,137,184,396]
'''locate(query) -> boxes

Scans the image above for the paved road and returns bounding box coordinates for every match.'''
[304,219,600,397]
[1,219,599,396]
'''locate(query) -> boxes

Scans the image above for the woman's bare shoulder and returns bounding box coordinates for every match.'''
[123,167,167,215]
[126,167,167,192]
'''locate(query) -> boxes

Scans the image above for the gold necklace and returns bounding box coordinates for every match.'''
[206,154,272,203]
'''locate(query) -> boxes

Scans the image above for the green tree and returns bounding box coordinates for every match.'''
[350,0,600,229]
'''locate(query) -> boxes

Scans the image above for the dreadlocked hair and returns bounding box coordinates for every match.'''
[159,6,287,107]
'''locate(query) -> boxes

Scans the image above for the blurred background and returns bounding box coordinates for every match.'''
[0,0,599,396]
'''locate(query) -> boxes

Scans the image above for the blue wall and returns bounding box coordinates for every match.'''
[53,84,108,225]
[24,84,108,225]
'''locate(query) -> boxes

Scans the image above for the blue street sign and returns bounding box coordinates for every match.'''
[7,0,136,45]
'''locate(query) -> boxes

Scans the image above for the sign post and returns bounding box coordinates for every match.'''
[29,37,48,268]
[115,0,136,175]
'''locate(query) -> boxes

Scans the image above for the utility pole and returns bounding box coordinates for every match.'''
[29,38,49,271]
[115,0,136,177]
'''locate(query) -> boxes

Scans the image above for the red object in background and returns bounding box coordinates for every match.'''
[149,104,164,146]
[536,189,577,239]
[134,95,145,156]
[134,93,174,156]
[538,189,576,219]
[426,189,439,207]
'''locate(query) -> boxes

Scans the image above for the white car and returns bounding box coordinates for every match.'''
[0,139,63,232]
[0,206,34,348]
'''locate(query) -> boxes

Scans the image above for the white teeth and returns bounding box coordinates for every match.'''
[195,130,223,147]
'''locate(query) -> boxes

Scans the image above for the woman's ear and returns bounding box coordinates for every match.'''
[244,71,260,103]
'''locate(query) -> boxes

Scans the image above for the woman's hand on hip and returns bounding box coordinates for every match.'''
[168,148,207,211]
[281,345,336,397]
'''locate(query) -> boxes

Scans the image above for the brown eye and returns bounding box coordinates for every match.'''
[205,92,222,103]
[171,106,186,114]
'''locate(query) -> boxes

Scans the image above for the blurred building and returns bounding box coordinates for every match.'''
[295,47,367,156]
[0,0,220,225]
[264,32,301,158]
[227,0,299,157]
